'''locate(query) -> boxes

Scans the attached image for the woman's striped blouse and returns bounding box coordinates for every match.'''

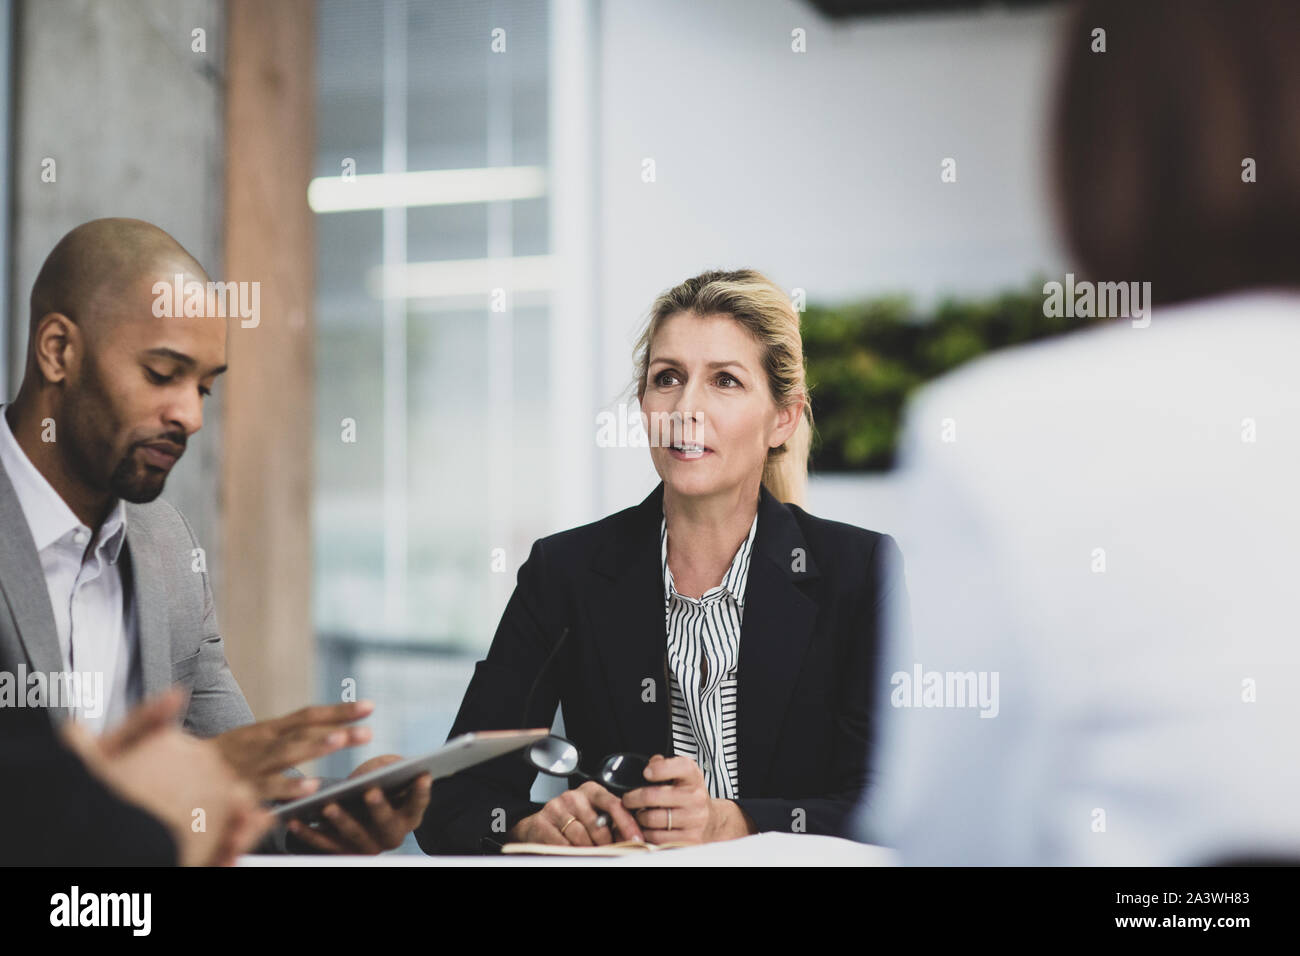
[660,509,758,800]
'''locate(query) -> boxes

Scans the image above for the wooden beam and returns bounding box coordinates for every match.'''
[221,0,316,718]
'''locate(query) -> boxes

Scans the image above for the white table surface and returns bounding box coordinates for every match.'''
[239,832,898,866]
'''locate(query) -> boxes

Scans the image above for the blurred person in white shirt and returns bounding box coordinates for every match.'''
[867,0,1300,865]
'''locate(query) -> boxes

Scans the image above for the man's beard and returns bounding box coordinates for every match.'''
[65,355,184,504]
[106,447,169,503]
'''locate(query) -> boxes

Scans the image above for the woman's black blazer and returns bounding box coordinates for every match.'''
[416,481,906,853]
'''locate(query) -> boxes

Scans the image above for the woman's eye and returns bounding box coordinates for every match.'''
[717,373,738,387]
[144,367,172,385]
[655,370,679,387]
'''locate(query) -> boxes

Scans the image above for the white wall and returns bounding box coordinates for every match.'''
[590,0,1071,523]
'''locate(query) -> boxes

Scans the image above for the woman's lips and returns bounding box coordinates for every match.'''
[667,444,712,461]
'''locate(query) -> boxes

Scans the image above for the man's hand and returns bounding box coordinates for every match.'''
[285,755,433,854]
[621,754,756,845]
[62,688,272,866]
[213,701,375,801]
[508,780,645,846]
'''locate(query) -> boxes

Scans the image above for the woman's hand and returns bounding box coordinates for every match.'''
[621,755,756,845]
[509,781,645,846]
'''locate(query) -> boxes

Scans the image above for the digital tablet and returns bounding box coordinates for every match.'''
[271,728,549,822]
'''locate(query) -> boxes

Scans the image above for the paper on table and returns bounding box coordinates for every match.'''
[607,832,899,866]
[501,833,898,864]
[501,839,691,856]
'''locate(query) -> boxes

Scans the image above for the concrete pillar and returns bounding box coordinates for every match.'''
[7,0,226,592]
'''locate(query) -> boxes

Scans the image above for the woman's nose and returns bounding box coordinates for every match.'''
[674,381,705,421]
[668,404,701,443]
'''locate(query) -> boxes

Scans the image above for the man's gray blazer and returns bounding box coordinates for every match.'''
[0,453,255,736]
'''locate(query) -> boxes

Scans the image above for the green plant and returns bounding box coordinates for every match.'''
[803,278,1098,471]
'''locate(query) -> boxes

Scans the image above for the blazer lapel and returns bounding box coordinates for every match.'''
[0,457,67,689]
[736,485,821,794]
[124,519,174,697]
[587,482,671,756]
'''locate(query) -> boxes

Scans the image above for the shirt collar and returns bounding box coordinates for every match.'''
[97,500,129,564]
[661,506,760,606]
[0,405,128,563]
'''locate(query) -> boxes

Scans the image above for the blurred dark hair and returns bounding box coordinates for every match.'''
[1051,0,1300,304]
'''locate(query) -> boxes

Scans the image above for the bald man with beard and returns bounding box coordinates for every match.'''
[0,218,431,857]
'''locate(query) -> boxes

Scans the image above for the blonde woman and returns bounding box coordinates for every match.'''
[417,270,907,853]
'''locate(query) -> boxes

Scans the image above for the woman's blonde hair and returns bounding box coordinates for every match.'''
[633,269,814,507]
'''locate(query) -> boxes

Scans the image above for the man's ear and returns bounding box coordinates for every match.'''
[31,312,79,385]
[770,397,804,449]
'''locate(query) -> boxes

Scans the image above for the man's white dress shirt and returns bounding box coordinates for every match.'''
[0,407,137,733]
